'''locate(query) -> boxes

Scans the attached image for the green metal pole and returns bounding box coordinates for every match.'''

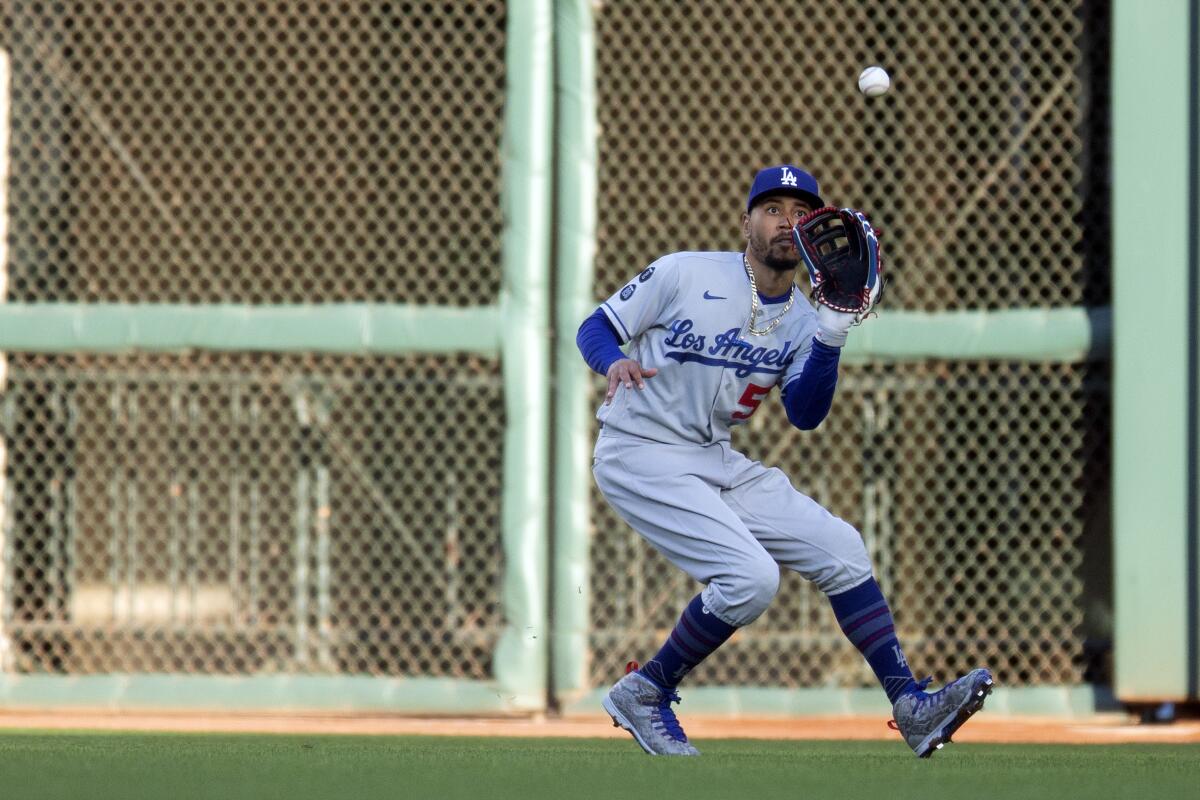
[551,0,598,706]
[0,303,1103,361]
[1194,0,1200,703]
[0,304,503,355]
[493,0,553,711]
[1112,0,1195,701]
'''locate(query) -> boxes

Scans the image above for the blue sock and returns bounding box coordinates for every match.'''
[640,593,737,691]
[828,578,917,703]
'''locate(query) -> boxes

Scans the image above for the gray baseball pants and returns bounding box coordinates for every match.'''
[592,431,873,627]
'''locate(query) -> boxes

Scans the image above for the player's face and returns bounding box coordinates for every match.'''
[742,195,813,272]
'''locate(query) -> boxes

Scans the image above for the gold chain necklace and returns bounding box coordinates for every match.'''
[743,255,795,336]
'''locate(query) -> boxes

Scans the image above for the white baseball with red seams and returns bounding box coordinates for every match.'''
[858,66,891,97]
[592,251,873,627]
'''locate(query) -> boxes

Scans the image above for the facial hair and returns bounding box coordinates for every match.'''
[752,231,801,272]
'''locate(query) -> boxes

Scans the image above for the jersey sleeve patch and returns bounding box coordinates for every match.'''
[598,253,680,344]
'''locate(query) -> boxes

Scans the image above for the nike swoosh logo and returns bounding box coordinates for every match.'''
[703,291,726,300]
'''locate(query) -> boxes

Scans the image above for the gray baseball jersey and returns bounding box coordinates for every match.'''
[597,251,821,445]
[591,251,871,627]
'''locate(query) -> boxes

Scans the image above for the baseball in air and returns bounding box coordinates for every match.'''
[857,66,891,98]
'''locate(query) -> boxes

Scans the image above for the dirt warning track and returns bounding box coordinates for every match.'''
[0,711,1197,745]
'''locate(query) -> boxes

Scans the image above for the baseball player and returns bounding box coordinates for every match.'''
[576,165,993,758]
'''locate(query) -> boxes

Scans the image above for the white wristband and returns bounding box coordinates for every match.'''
[815,305,856,347]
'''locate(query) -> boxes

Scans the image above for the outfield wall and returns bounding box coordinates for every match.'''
[0,0,1185,715]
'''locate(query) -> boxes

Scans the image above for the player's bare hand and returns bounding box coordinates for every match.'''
[605,359,658,404]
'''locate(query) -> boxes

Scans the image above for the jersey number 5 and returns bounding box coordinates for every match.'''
[731,383,772,420]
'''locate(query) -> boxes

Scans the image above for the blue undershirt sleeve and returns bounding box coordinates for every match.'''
[576,308,628,376]
[780,340,842,430]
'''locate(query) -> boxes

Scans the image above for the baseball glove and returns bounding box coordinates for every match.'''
[791,207,884,319]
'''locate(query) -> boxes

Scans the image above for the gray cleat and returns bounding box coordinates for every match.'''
[890,668,994,758]
[601,671,700,756]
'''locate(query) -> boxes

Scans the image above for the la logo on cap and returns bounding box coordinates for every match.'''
[746,164,823,212]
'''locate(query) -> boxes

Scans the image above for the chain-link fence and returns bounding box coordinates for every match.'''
[588,361,1111,688]
[4,1,506,303]
[587,0,1111,690]
[0,1,512,681]
[593,0,1110,311]
[0,0,1113,702]
[3,353,504,676]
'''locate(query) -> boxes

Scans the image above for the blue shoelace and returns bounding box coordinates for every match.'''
[908,676,934,707]
[655,691,688,742]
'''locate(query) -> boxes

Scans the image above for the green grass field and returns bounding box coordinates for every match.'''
[0,731,1196,800]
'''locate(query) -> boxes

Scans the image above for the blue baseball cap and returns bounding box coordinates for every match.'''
[746,165,823,212]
